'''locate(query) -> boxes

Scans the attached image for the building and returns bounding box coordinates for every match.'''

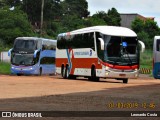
[120,13,155,28]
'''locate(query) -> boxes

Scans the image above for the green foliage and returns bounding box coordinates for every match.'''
[0,62,10,74]
[63,0,89,18]
[0,8,34,45]
[140,49,152,69]
[92,8,121,26]
[61,15,84,31]
[5,0,22,7]
[132,18,144,33]
[22,0,62,23]
[92,11,107,19]
[137,31,151,48]
[132,18,159,49]
[106,8,121,26]
[22,0,41,22]
[0,0,6,8]
[0,40,10,52]
[84,17,106,27]
[144,20,159,38]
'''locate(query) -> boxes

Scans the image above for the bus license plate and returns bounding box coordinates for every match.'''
[119,74,126,77]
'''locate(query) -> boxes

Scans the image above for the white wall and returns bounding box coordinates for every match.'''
[0,51,10,63]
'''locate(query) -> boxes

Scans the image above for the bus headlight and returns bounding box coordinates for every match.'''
[106,66,109,70]
[135,74,138,77]
[106,72,109,76]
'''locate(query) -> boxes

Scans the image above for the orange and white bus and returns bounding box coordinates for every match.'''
[56,26,145,83]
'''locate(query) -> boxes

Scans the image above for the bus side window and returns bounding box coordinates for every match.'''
[156,40,160,51]
[40,57,55,64]
[57,37,66,49]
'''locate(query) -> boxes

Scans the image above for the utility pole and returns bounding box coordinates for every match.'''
[40,0,44,35]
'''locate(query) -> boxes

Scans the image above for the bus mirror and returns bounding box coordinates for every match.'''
[8,48,13,57]
[42,45,45,51]
[98,38,104,50]
[34,50,39,58]
[138,40,145,53]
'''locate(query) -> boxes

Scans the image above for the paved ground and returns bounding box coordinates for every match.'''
[0,74,160,120]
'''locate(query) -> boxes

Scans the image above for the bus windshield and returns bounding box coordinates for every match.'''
[11,53,35,66]
[14,40,37,51]
[104,36,139,65]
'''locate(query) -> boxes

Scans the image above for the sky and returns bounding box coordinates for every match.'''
[86,0,160,26]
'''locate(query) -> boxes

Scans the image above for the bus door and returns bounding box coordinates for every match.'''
[153,37,160,79]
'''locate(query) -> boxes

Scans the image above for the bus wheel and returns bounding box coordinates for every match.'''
[39,68,42,76]
[69,75,76,79]
[65,66,69,79]
[91,67,99,82]
[17,74,21,76]
[122,79,128,84]
[61,66,65,78]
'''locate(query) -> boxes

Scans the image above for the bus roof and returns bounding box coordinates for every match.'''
[154,36,160,40]
[58,26,137,37]
[16,37,57,42]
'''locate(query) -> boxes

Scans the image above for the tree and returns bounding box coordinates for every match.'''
[0,8,34,45]
[84,17,106,27]
[91,8,121,26]
[132,18,145,33]
[5,0,22,7]
[22,0,62,24]
[0,0,6,8]
[62,0,89,18]
[132,18,160,49]
[61,14,84,31]
[92,11,108,24]
[137,31,151,48]
[106,8,121,26]
[144,19,159,39]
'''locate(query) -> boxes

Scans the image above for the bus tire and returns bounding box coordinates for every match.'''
[61,66,65,78]
[69,75,76,79]
[17,74,21,76]
[122,78,128,84]
[39,68,42,76]
[65,66,69,79]
[91,67,99,82]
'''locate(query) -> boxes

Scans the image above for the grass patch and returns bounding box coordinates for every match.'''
[0,62,11,74]
[140,49,152,70]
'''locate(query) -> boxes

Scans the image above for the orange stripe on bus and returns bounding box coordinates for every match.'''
[56,58,138,73]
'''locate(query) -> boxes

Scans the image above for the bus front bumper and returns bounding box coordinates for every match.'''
[11,66,39,75]
[105,68,139,79]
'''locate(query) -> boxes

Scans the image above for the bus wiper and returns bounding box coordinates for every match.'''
[119,42,133,65]
[106,59,118,65]
[114,57,120,65]
[121,49,133,65]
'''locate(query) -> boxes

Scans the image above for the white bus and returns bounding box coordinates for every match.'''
[56,26,145,83]
[153,36,160,79]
